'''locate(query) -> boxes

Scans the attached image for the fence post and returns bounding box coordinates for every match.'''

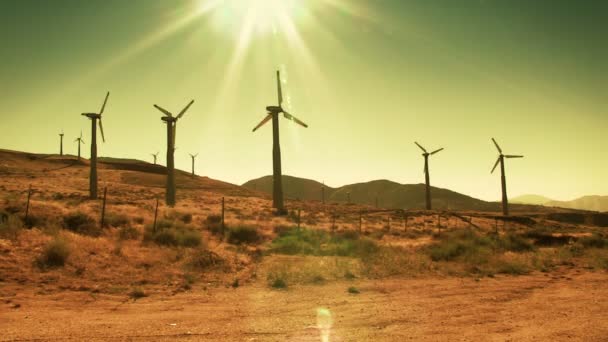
[100,187,107,228]
[358,211,362,234]
[153,198,159,232]
[221,197,225,233]
[297,209,301,229]
[25,184,32,221]
[332,212,336,233]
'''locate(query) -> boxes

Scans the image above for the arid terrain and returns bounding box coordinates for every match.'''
[1,149,607,341]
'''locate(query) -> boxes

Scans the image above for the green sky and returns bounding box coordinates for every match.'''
[0,0,606,201]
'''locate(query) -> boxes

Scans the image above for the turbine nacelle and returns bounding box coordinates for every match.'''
[266,105,282,113]
[252,70,309,132]
[490,138,523,173]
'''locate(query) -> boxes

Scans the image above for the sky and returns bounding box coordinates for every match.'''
[0,0,606,202]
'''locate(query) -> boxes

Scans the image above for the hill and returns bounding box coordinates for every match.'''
[546,196,608,213]
[511,194,553,205]
[244,176,499,211]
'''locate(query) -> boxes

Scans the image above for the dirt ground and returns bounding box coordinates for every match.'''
[2,267,607,341]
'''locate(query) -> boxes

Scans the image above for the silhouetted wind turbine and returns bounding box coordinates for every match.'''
[74,131,85,160]
[81,92,108,199]
[415,142,444,210]
[59,130,64,156]
[151,152,159,165]
[252,70,308,214]
[189,153,198,177]
[491,138,523,216]
[154,100,194,207]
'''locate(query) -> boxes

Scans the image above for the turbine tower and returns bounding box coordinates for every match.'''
[189,153,198,177]
[59,130,64,156]
[75,131,85,160]
[491,138,523,216]
[151,152,159,165]
[154,100,194,207]
[81,92,108,199]
[252,70,308,214]
[414,142,444,210]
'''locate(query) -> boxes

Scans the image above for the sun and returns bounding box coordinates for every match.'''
[198,0,299,35]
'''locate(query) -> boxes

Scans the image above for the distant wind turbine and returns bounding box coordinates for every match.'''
[81,92,109,199]
[414,142,444,210]
[252,70,308,214]
[59,130,64,156]
[151,152,159,165]
[74,131,85,160]
[189,153,198,177]
[154,100,194,206]
[491,138,523,216]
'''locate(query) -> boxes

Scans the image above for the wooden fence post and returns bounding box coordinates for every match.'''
[100,187,107,228]
[24,184,32,221]
[153,198,159,232]
[221,197,225,233]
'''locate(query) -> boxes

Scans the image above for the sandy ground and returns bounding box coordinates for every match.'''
[2,268,607,341]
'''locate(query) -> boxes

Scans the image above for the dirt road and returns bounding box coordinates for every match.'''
[2,268,607,341]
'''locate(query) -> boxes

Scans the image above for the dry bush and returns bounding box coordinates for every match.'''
[63,212,101,237]
[0,213,23,240]
[227,225,260,245]
[118,226,140,240]
[35,237,70,269]
[103,212,130,228]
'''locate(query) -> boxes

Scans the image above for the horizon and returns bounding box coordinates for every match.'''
[1,0,606,202]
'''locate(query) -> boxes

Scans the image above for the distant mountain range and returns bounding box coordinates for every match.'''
[510,194,553,205]
[511,193,608,212]
[243,175,502,211]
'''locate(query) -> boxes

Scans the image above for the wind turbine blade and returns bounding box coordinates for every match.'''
[154,104,172,117]
[430,148,444,155]
[414,142,427,153]
[491,138,502,153]
[252,114,273,132]
[81,139,85,144]
[283,111,308,128]
[99,92,110,115]
[277,70,283,106]
[99,118,106,143]
[491,157,500,173]
[194,153,198,158]
[505,155,524,158]
[176,100,194,119]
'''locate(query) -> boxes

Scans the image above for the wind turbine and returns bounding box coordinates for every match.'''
[151,152,159,165]
[189,153,198,177]
[74,131,85,160]
[252,70,308,214]
[81,92,108,199]
[154,100,194,207]
[59,130,64,156]
[491,138,523,216]
[414,142,444,210]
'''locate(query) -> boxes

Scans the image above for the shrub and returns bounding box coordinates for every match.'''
[36,238,70,269]
[227,226,260,244]
[180,213,193,224]
[103,213,129,228]
[118,226,140,240]
[269,227,378,258]
[63,212,101,236]
[0,214,23,240]
[186,249,224,270]
[205,215,224,235]
[143,221,202,248]
[178,230,202,247]
[24,214,42,229]
[348,286,360,294]
[499,233,535,252]
[579,233,608,249]
[129,287,147,299]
